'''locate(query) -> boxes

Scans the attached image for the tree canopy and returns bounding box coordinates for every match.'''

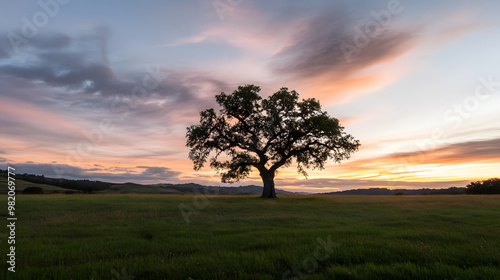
[186,85,360,198]
[466,178,500,194]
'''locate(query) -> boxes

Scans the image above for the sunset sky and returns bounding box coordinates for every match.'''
[1,0,499,193]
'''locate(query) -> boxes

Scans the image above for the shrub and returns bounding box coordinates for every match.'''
[22,187,44,194]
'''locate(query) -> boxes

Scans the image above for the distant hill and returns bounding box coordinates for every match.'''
[0,169,467,195]
[0,175,72,194]
[0,169,295,195]
[321,187,466,195]
[102,183,182,194]
[157,183,294,195]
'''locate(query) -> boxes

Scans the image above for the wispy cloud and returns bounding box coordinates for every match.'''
[276,177,469,191]
[0,30,213,106]
[0,30,229,167]
[390,137,500,164]
[9,162,181,183]
[270,11,417,79]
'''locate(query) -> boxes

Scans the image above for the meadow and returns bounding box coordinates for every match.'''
[2,194,500,279]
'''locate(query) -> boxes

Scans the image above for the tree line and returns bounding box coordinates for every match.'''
[0,170,112,193]
[466,178,500,194]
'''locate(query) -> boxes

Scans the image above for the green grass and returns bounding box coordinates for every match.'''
[1,194,500,279]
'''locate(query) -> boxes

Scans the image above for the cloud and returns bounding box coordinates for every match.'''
[0,95,87,144]
[0,30,230,161]
[30,32,71,50]
[390,137,500,164]
[0,39,11,58]
[9,162,181,183]
[0,30,204,105]
[0,30,232,117]
[0,157,7,163]
[319,137,500,183]
[264,9,420,105]
[276,177,469,191]
[424,3,488,45]
[270,11,417,80]
[136,166,182,178]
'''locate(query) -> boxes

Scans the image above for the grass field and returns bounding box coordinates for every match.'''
[2,194,500,279]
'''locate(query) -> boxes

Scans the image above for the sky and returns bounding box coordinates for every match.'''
[1,0,499,193]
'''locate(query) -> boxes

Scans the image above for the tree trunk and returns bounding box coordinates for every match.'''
[260,170,277,198]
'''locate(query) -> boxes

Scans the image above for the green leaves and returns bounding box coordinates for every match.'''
[186,85,360,183]
[216,84,262,120]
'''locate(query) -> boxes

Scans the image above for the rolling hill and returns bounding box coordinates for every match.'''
[0,169,296,195]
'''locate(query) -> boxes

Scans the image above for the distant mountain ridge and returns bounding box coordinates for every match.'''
[321,187,466,195]
[157,183,295,195]
[0,170,467,195]
[0,169,296,195]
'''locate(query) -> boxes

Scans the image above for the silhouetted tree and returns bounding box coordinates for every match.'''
[186,85,360,198]
[466,178,500,194]
[22,187,44,194]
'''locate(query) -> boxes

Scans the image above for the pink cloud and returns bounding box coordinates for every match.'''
[0,96,83,134]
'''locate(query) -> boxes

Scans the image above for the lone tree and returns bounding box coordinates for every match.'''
[186,85,360,198]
